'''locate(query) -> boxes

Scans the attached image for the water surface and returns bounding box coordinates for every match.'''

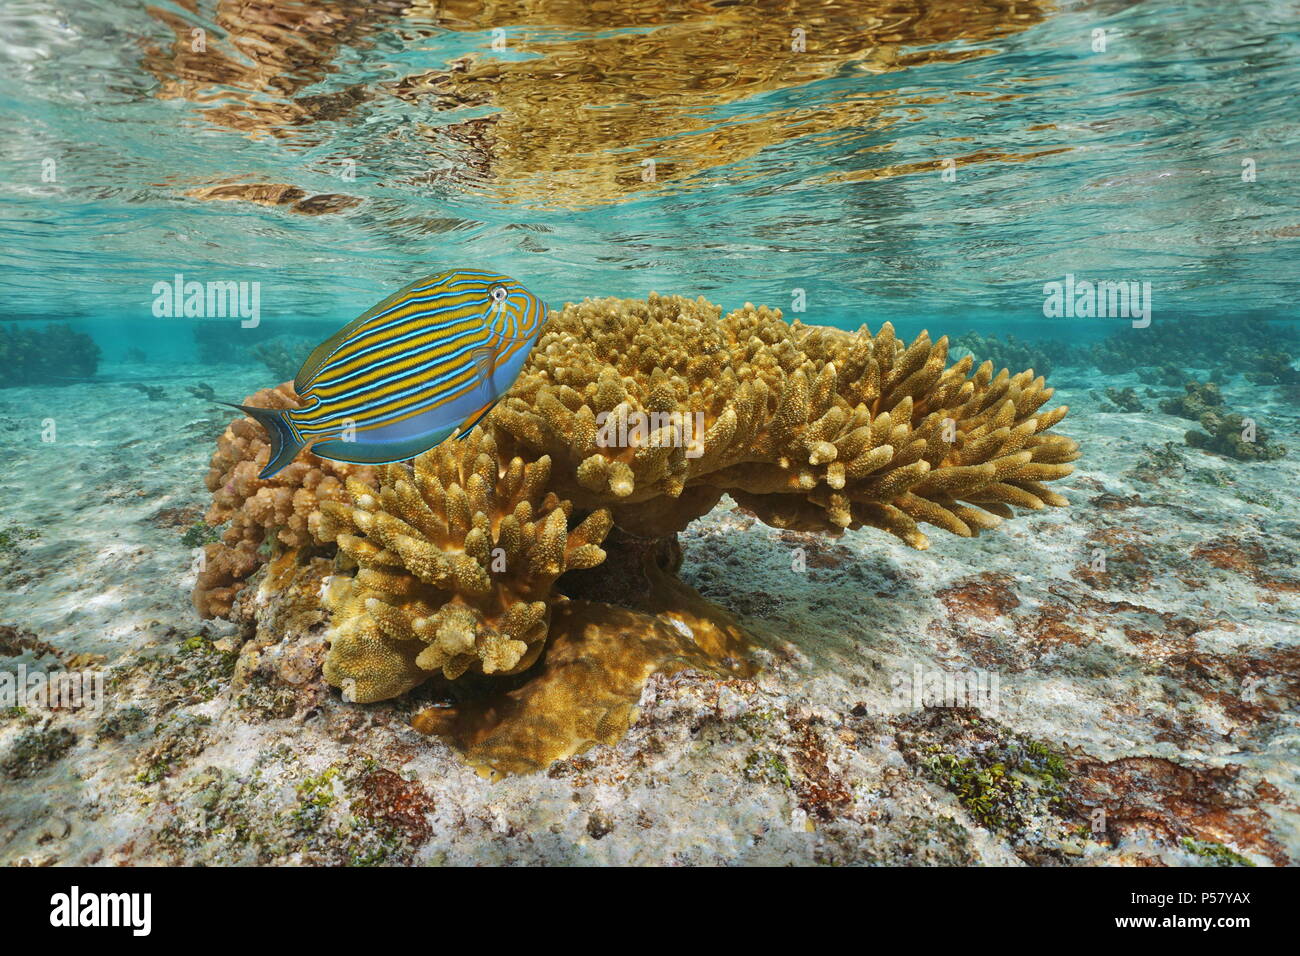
[0,0,1297,348]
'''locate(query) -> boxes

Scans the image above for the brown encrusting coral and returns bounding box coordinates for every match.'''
[195,294,1078,774]
[413,599,751,777]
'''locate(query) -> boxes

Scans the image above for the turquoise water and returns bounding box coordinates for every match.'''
[3,0,1300,870]
[1,0,1296,363]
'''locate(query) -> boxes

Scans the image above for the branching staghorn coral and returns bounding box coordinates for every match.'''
[315,430,612,702]
[194,382,377,618]
[196,294,1078,775]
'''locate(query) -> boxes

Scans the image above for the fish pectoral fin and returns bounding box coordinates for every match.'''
[471,344,500,395]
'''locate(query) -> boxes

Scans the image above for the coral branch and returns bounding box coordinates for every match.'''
[316,430,613,700]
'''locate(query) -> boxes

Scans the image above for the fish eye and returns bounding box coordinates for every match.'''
[490,284,508,302]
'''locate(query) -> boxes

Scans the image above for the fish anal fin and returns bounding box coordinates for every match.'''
[453,396,502,440]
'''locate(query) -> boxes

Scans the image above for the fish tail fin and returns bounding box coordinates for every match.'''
[220,402,306,479]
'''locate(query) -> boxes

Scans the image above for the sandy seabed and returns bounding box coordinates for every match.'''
[0,359,1296,866]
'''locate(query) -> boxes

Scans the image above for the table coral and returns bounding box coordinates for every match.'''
[493,294,1077,548]
[194,294,1078,775]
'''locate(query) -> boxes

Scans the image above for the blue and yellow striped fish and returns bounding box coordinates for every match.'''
[229,269,548,478]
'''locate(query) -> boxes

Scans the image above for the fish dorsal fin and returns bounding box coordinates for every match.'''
[295,273,448,394]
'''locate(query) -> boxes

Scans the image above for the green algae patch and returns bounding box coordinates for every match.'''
[141,631,239,708]
[233,666,300,722]
[290,766,343,831]
[743,749,792,788]
[895,708,1084,863]
[150,750,437,866]
[1180,837,1256,867]
[0,524,41,554]
[278,761,436,866]
[733,706,782,740]
[2,705,39,725]
[180,521,222,548]
[135,713,212,785]
[920,738,1066,834]
[95,705,149,741]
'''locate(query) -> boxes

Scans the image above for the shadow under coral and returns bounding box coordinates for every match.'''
[248,527,756,779]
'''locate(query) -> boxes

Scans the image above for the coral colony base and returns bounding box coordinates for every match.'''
[195,294,1077,777]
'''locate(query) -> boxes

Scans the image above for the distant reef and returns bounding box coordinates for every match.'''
[961,315,1298,384]
[0,323,101,387]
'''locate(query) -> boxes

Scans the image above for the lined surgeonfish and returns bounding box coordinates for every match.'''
[227,269,548,479]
